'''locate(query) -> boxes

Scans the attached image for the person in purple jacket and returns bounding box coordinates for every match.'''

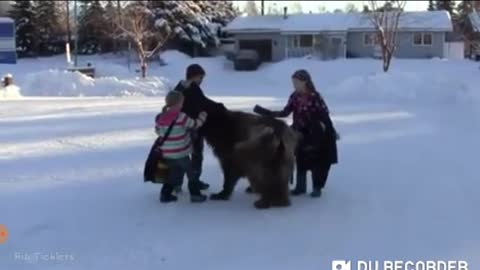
[253,69,339,198]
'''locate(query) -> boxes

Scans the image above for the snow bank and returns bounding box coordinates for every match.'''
[160,50,192,65]
[19,70,170,97]
[329,71,479,106]
[261,58,480,107]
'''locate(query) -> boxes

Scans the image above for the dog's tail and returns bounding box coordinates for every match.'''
[234,125,276,153]
[234,121,298,162]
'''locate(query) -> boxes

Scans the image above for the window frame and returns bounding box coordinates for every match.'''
[413,32,433,46]
[299,35,313,48]
[363,33,379,46]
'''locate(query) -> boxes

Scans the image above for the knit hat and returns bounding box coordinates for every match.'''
[186,64,205,79]
[165,90,184,108]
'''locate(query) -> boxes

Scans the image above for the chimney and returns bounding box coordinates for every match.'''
[284,6,288,19]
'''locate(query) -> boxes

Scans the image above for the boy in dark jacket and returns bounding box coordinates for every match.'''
[173,64,227,191]
[253,69,338,198]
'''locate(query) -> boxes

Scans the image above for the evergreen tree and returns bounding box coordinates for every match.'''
[428,0,435,11]
[10,0,37,56]
[362,5,370,13]
[345,3,359,13]
[456,1,474,35]
[148,1,236,56]
[35,0,62,55]
[103,0,116,53]
[435,0,456,16]
[78,0,107,54]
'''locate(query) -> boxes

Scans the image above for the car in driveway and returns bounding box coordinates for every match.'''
[233,50,261,71]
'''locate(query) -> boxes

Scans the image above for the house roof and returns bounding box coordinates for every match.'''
[0,17,14,24]
[223,14,284,32]
[469,12,480,32]
[225,11,453,33]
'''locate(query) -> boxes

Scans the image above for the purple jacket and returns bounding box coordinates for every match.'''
[275,91,330,131]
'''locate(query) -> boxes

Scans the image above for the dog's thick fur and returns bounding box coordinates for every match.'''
[201,109,298,209]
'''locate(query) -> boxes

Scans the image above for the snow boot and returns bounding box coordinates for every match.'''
[290,189,306,196]
[174,185,182,194]
[160,193,178,203]
[310,189,322,198]
[198,180,209,190]
[190,193,207,203]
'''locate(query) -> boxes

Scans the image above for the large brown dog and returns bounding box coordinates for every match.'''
[200,109,298,209]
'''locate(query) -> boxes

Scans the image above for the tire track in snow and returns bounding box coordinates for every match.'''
[0,128,155,160]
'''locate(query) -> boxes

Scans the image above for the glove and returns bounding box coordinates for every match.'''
[253,105,273,117]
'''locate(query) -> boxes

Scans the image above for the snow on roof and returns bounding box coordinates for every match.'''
[225,11,453,33]
[0,17,14,24]
[224,14,284,32]
[469,12,480,32]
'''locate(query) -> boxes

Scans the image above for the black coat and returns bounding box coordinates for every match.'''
[174,81,227,135]
[174,81,226,118]
[296,115,338,170]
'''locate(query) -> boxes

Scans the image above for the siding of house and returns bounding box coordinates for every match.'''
[232,32,285,62]
[395,32,445,58]
[284,32,347,60]
[347,31,446,59]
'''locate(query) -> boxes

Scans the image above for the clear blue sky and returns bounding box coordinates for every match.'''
[233,1,433,13]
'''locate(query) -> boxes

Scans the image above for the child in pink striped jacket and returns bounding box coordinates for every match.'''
[155,90,208,203]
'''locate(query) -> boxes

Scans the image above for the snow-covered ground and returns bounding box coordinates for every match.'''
[1,53,480,270]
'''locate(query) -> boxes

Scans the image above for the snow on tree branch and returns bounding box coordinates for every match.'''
[112,3,171,78]
[366,0,406,72]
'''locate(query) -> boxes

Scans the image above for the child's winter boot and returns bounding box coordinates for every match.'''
[190,193,207,203]
[310,189,322,198]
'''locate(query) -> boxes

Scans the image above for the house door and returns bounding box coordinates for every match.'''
[330,37,343,59]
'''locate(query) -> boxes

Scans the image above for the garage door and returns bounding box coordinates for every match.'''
[239,39,272,62]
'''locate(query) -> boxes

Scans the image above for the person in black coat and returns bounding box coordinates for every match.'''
[173,64,227,191]
[253,69,339,198]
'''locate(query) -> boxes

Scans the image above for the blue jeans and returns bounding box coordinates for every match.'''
[161,157,202,196]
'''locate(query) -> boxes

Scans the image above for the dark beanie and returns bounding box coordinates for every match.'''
[186,64,206,79]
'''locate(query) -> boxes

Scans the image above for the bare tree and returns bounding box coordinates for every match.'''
[113,4,170,78]
[244,1,259,16]
[366,1,406,72]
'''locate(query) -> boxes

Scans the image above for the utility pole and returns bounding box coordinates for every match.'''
[261,0,265,15]
[66,0,71,45]
[74,0,78,67]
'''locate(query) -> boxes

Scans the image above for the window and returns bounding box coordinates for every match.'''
[423,33,432,45]
[364,33,379,46]
[413,33,433,46]
[413,33,423,45]
[288,35,314,48]
[299,35,313,47]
